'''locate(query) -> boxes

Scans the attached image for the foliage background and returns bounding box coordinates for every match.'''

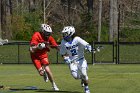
[0,0,140,42]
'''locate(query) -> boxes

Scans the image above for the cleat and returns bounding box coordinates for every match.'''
[84,87,90,93]
[52,86,59,91]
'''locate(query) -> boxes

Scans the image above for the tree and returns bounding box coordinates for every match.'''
[0,0,2,39]
[98,0,102,42]
[109,0,118,42]
[109,0,114,42]
[113,0,118,40]
[87,0,93,14]
[0,0,13,39]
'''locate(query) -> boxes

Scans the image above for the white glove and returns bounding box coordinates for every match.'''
[64,56,71,64]
[85,45,92,52]
[37,43,46,50]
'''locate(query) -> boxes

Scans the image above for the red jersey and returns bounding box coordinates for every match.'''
[30,32,58,59]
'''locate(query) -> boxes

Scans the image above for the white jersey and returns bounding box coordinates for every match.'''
[60,36,89,60]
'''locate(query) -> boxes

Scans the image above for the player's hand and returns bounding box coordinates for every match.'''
[37,43,46,50]
[64,56,71,64]
[85,44,92,52]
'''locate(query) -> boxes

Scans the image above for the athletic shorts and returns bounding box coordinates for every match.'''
[31,55,49,70]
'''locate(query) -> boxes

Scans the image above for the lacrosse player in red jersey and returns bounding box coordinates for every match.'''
[60,26,92,93]
[29,24,59,91]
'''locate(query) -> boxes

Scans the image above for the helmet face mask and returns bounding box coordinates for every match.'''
[62,32,69,38]
[62,26,75,41]
[41,24,52,38]
[43,31,51,37]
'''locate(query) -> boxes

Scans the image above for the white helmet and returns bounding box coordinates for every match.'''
[41,24,52,33]
[62,26,75,38]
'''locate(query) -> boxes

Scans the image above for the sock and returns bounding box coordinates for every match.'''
[52,82,57,87]
[84,86,90,92]
[85,86,89,89]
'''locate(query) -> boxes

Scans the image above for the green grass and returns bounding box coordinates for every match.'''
[0,64,140,93]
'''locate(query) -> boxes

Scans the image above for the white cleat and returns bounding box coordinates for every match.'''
[52,86,59,91]
[84,87,90,93]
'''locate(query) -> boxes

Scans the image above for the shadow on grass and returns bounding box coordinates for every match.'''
[10,86,82,93]
[36,90,81,93]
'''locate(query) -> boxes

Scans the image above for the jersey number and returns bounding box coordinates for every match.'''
[70,49,77,56]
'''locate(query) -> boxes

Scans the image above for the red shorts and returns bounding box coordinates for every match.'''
[31,57,49,70]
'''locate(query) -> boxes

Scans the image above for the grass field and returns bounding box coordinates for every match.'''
[0,64,140,93]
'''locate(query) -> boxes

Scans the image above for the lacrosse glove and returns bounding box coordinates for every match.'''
[37,43,46,50]
[85,44,92,52]
[64,56,71,64]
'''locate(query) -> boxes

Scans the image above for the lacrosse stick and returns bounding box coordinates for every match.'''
[41,41,60,50]
[42,66,49,82]
[91,45,104,53]
[0,39,8,45]
[92,45,104,65]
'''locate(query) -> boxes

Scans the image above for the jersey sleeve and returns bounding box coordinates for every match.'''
[30,32,39,46]
[60,40,67,55]
[76,36,89,47]
[48,36,58,48]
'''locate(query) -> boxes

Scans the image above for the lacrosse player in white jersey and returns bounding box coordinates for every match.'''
[60,26,92,93]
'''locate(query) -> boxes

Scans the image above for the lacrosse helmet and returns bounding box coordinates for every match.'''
[41,24,52,33]
[62,26,75,40]
[41,24,52,38]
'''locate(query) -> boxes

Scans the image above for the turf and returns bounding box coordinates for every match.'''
[0,64,140,93]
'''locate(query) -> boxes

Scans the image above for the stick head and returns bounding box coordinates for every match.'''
[92,46,104,53]
[0,39,8,45]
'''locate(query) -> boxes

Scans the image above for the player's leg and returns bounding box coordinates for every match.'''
[81,78,85,87]
[81,67,90,92]
[79,60,90,93]
[31,57,44,76]
[69,63,81,79]
[41,58,59,91]
[31,56,48,82]
[42,66,49,82]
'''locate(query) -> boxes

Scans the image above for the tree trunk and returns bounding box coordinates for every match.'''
[87,0,93,14]
[0,0,2,39]
[29,0,35,12]
[98,0,102,42]
[1,0,6,39]
[109,0,114,42]
[5,0,12,39]
[113,0,118,40]
[43,0,46,23]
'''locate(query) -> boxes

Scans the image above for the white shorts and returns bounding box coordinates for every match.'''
[69,58,88,80]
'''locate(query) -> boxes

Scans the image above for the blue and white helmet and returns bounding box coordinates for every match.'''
[41,24,52,33]
[62,26,75,39]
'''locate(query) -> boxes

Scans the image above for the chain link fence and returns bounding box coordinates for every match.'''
[0,41,140,64]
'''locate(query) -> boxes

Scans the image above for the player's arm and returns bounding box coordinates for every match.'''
[76,37,92,52]
[29,33,47,53]
[60,42,71,64]
[48,36,60,51]
[61,54,72,64]
[29,43,46,53]
[29,44,37,53]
